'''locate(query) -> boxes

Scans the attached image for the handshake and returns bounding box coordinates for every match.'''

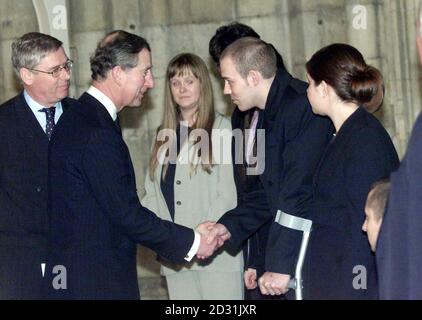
[194,221,231,259]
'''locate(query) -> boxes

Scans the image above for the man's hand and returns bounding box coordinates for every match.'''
[195,221,217,259]
[244,268,258,290]
[196,232,218,260]
[207,223,231,246]
[195,221,232,259]
[258,272,291,296]
[196,221,216,238]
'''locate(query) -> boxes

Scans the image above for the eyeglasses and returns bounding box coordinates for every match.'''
[28,60,74,78]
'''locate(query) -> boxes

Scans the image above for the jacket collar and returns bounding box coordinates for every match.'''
[78,92,119,133]
[334,107,368,141]
[264,68,293,121]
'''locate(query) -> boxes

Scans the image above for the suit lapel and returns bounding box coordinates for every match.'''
[14,93,48,163]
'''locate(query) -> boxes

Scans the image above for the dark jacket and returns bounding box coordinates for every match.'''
[0,92,73,299]
[219,69,333,277]
[377,113,422,299]
[45,92,194,300]
[304,107,399,299]
[231,107,271,278]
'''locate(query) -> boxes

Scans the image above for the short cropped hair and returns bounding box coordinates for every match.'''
[220,37,277,79]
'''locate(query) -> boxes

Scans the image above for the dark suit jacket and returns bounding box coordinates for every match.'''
[45,92,194,300]
[304,107,399,299]
[219,69,333,277]
[377,113,422,299]
[230,107,271,279]
[0,92,74,299]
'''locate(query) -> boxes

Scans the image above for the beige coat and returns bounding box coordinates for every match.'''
[141,114,243,276]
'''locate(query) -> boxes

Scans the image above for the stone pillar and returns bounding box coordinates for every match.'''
[32,0,75,96]
[289,0,347,79]
[345,1,395,143]
[380,0,422,156]
[0,0,38,101]
[68,0,111,98]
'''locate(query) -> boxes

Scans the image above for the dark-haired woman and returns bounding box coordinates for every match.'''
[303,43,399,299]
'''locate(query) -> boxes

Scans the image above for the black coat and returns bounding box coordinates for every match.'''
[0,93,73,299]
[304,107,399,299]
[45,92,194,300]
[377,113,422,299]
[230,107,271,278]
[219,69,333,278]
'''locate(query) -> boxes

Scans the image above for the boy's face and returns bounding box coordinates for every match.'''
[362,200,383,252]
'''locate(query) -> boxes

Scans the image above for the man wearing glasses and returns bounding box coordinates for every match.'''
[0,32,79,299]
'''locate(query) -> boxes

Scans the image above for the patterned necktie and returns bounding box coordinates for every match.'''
[40,107,56,140]
[115,117,122,136]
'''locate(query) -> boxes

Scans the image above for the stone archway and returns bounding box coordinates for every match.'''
[32,0,75,96]
[32,0,70,54]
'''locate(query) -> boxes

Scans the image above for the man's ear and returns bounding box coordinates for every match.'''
[247,70,261,87]
[111,66,124,86]
[20,68,34,86]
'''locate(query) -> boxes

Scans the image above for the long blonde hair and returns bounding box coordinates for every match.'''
[149,53,215,180]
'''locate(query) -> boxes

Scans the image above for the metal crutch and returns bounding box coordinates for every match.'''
[274,210,313,300]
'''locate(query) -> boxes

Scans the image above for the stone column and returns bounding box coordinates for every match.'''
[380,0,422,156]
[0,0,38,101]
[68,0,111,98]
[289,0,347,79]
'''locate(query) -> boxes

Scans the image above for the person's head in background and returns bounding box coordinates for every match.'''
[362,179,391,252]
[149,53,214,179]
[12,32,71,107]
[164,53,214,129]
[209,21,285,72]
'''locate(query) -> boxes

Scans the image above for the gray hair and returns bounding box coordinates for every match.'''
[419,0,422,36]
[220,37,277,79]
[90,30,151,81]
[11,32,63,78]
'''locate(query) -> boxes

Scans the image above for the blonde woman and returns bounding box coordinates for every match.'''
[141,53,243,300]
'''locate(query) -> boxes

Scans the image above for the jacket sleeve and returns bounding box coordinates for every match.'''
[82,129,194,264]
[217,113,273,251]
[265,98,333,275]
[140,167,160,216]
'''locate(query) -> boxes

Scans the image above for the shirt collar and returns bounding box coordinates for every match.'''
[86,85,118,121]
[23,90,62,113]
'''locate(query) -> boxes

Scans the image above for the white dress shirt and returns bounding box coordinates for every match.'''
[24,90,63,133]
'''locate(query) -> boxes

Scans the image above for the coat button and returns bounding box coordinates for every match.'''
[176,180,181,185]
[176,201,182,206]
[36,186,42,192]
